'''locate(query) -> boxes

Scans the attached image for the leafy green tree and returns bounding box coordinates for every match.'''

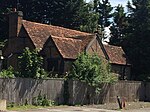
[18,47,48,78]
[69,53,117,88]
[109,5,127,46]
[124,0,150,80]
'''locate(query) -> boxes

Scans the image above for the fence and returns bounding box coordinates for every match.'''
[67,80,145,105]
[0,78,64,105]
[0,78,149,105]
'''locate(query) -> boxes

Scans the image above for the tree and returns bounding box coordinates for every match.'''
[0,0,99,33]
[18,47,48,78]
[124,0,150,80]
[69,53,117,88]
[0,7,10,42]
[79,1,99,33]
[109,5,127,46]
[94,0,113,29]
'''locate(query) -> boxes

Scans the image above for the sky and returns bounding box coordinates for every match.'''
[109,0,129,7]
[86,0,130,7]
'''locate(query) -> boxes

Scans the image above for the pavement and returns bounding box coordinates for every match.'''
[7,106,120,112]
[1,101,149,112]
[6,105,150,112]
[122,108,150,112]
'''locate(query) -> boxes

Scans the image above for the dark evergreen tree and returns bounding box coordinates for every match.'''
[124,0,150,80]
[94,0,113,29]
[109,5,127,46]
[0,0,99,39]
[79,2,99,33]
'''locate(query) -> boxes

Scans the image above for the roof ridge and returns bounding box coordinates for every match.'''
[51,35,82,42]
[22,20,90,35]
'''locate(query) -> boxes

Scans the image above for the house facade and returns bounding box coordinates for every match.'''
[3,11,131,79]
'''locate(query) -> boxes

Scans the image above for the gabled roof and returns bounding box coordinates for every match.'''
[22,20,95,59]
[103,44,129,65]
[51,35,95,59]
[22,20,129,64]
[51,36,82,59]
[22,20,92,49]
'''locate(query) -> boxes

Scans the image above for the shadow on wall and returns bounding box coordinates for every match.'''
[139,82,150,102]
[1,79,150,106]
[0,78,65,105]
[66,80,110,105]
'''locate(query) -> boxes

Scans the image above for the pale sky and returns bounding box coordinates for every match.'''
[86,0,130,7]
[109,0,129,7]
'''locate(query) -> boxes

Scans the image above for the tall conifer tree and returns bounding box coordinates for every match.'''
[109,5,127,46]
[94,0,113,29]
[125,0,150,80]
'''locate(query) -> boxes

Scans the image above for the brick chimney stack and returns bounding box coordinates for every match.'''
[9,9,23,38]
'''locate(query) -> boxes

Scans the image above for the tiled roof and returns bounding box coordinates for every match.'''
[22,20,95,59]
[22,20,128,63]
[51,35,94,59]
[103,45,129,65]
[23,20,91,49]
[51,36,82,59]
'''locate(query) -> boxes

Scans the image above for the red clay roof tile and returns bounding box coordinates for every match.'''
[23,20,91,49]
[103,44,129,65]
[22,20,128,64]
[51,36,82,59]
[22,20,95,59]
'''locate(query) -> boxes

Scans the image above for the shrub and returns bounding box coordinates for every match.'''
[32,94,55,106]
[18,47,48,78]
[0,66,16,78]
[69,53,117,92]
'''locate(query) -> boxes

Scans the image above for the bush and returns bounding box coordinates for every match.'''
[69,53,117,92]
[18,47,48,78]
[32,94,55,106]
[0,66,16,78]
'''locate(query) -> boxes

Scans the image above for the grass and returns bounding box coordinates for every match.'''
[7,105,46,111]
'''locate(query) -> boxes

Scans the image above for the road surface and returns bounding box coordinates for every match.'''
[8,106,120,112]
[8,106,150,112]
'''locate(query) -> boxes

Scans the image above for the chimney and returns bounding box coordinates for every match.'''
[9,9,23,38]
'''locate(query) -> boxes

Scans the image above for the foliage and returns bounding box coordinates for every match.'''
[79,2,99,33]
[0,66,16,78]
[109,5,128,46]
[0,8,10,42]
[18,47,48,78]
[32,94,55,106]
[0,0,98,32]
[123,0,150,80]
[94,0,113,29]
[69,53,117,90]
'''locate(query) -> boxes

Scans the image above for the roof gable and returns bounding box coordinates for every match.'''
[22,20,95,59]
[51,36,82,59]
[103,44,129,65]
[22,20,91,49]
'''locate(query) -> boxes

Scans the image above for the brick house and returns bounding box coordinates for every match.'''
[3,11,131,79]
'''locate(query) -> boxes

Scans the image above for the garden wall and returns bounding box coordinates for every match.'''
[0,78,149,105]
